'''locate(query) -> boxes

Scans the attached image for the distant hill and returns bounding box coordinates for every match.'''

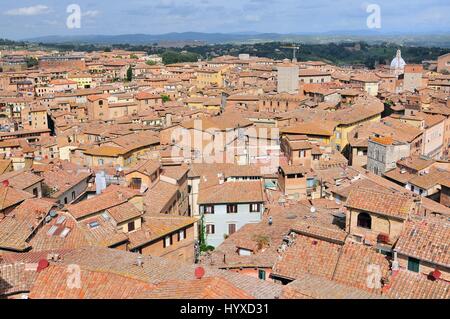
[24,32,284,44]
[23,31,450,48]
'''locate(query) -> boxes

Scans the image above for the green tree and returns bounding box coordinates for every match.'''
[25,57,38,68]
[126,66,133,82]
[130,54,138,59]
[198,215,214,252]
[161,50,199,65]
[146,60,156,66]
[161,94,171,103]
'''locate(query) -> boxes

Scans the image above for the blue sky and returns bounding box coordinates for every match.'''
[1,0,450,39]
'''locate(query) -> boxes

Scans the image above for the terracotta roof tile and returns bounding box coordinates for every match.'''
[106,201,142,224]
[29,265,154,299]
[281,273,385,299]
[345,188,414,220]
[272,233,343,281]
[0,187,34,211]
[67,185,140,220]
[0,170,43,191]
[395,218,449,267]
[128,215,197,250]
[54,247,282,299]
[197,180,265,205]
[384,270,450,299]
[138,277,253,299]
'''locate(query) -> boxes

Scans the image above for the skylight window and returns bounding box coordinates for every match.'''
[89,221,100,228]
[47,225,58,236]
[56,216,66,225]
[60,228,71,238]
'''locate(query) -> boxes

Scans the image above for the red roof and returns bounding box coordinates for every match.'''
[87,94,109,102]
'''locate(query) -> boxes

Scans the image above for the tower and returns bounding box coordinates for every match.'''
[277,59,299,94]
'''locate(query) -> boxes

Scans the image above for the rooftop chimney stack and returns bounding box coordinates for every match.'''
[218,172,224,184]
[136,255,143,267]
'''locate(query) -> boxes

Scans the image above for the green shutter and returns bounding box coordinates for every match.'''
[408,257,420,272]
[258,269,266,280]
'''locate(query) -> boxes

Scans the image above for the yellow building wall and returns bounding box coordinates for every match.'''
[186,102,204,109]
[335,114,381,150]
[365,83,379,96]
[346,208,404,245]
[71,77,93,88]
[196,72,223,88]
[31,111,48,130]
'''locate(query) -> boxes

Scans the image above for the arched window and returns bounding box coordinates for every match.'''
[357,212,372,229]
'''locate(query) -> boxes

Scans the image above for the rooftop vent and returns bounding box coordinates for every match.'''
[136,255,143,267]
[194,266,205,279]
[37,259,49,272]
[429,269,441,281]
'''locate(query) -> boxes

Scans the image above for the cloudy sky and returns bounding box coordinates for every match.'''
[1,0,450,39]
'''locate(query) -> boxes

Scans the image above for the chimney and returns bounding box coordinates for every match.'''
[391,251,399,273]
[136,255,143,267]
[166,113,172,127]
[268,216,273,226]
[218,172,224,184]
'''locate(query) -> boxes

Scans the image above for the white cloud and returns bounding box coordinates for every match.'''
[83,10,100,18]
[5,5,50,16]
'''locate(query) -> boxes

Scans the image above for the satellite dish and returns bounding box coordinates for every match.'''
[310,206,316,214]
[49,210,57,218]
[45,215,52,223]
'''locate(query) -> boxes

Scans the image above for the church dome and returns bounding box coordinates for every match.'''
[390,49,406,70]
